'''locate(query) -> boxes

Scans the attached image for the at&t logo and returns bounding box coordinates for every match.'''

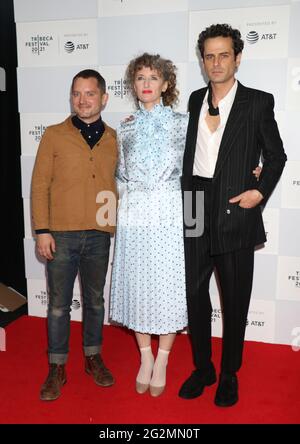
[64,41,89,53]
[246,30,277,44]
[64,41,75,53]
[246,31,259,44]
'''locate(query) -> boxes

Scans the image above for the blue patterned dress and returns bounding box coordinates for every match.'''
[109,103,188,334]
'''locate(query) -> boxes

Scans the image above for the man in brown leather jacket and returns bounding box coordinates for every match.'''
[31,69,118,401]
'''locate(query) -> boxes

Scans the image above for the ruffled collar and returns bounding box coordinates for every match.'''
[137,100,172,118]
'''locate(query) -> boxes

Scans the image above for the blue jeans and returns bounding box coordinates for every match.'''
[46,230,110,365]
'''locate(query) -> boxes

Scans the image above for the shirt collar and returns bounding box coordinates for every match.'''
[203,79,237,109]
[72,114,104,131]
[218,80,238,109]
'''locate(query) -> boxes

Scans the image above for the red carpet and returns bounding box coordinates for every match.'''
[0,316,299,424]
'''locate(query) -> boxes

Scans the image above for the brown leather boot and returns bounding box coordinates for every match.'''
[40,364,67,401]
[85,354,115,387]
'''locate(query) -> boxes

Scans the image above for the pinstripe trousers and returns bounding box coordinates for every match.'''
[184,176,254,374]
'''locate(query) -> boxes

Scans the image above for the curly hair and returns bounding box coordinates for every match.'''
[125,53,179,108]
[198,24,244,59]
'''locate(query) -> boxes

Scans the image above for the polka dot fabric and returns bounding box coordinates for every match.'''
[109,103,188,334]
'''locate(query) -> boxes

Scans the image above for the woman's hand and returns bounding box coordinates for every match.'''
[253,166,262,181]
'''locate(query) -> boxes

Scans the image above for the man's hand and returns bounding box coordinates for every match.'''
[229,189,263,209]
[36,233,56,260]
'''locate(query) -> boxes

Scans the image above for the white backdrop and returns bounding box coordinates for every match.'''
[14,0,300,346]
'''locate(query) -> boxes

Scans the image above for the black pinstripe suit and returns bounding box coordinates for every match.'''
[181,81,287,374]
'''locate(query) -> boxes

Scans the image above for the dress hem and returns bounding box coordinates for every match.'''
[109,318,188,335]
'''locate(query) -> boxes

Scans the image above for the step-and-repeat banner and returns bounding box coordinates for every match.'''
[14,0,300,346]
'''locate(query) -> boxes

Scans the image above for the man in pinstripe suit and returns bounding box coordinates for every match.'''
[179,24,287,406]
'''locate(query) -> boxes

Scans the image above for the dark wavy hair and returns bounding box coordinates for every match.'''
[198,24,244,59]
[125,53,179,108]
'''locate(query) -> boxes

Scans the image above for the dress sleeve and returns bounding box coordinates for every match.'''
[181,113,189,138]
[116,127,127,198]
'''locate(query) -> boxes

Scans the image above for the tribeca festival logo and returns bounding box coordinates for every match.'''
[0,327,6,351]
[25,34,54,55]
[288,269,300,288]
[107,77,130,99]
[29,124,47,143]
[35,290,48,306]
[211,308,222,323]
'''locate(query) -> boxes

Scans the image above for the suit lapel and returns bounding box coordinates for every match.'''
[213,82,250,178]
[184,88,206,176]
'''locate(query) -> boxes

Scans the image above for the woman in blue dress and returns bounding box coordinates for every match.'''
[110,53,188,397]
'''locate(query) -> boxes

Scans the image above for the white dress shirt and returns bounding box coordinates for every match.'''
[193,80,238,178]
